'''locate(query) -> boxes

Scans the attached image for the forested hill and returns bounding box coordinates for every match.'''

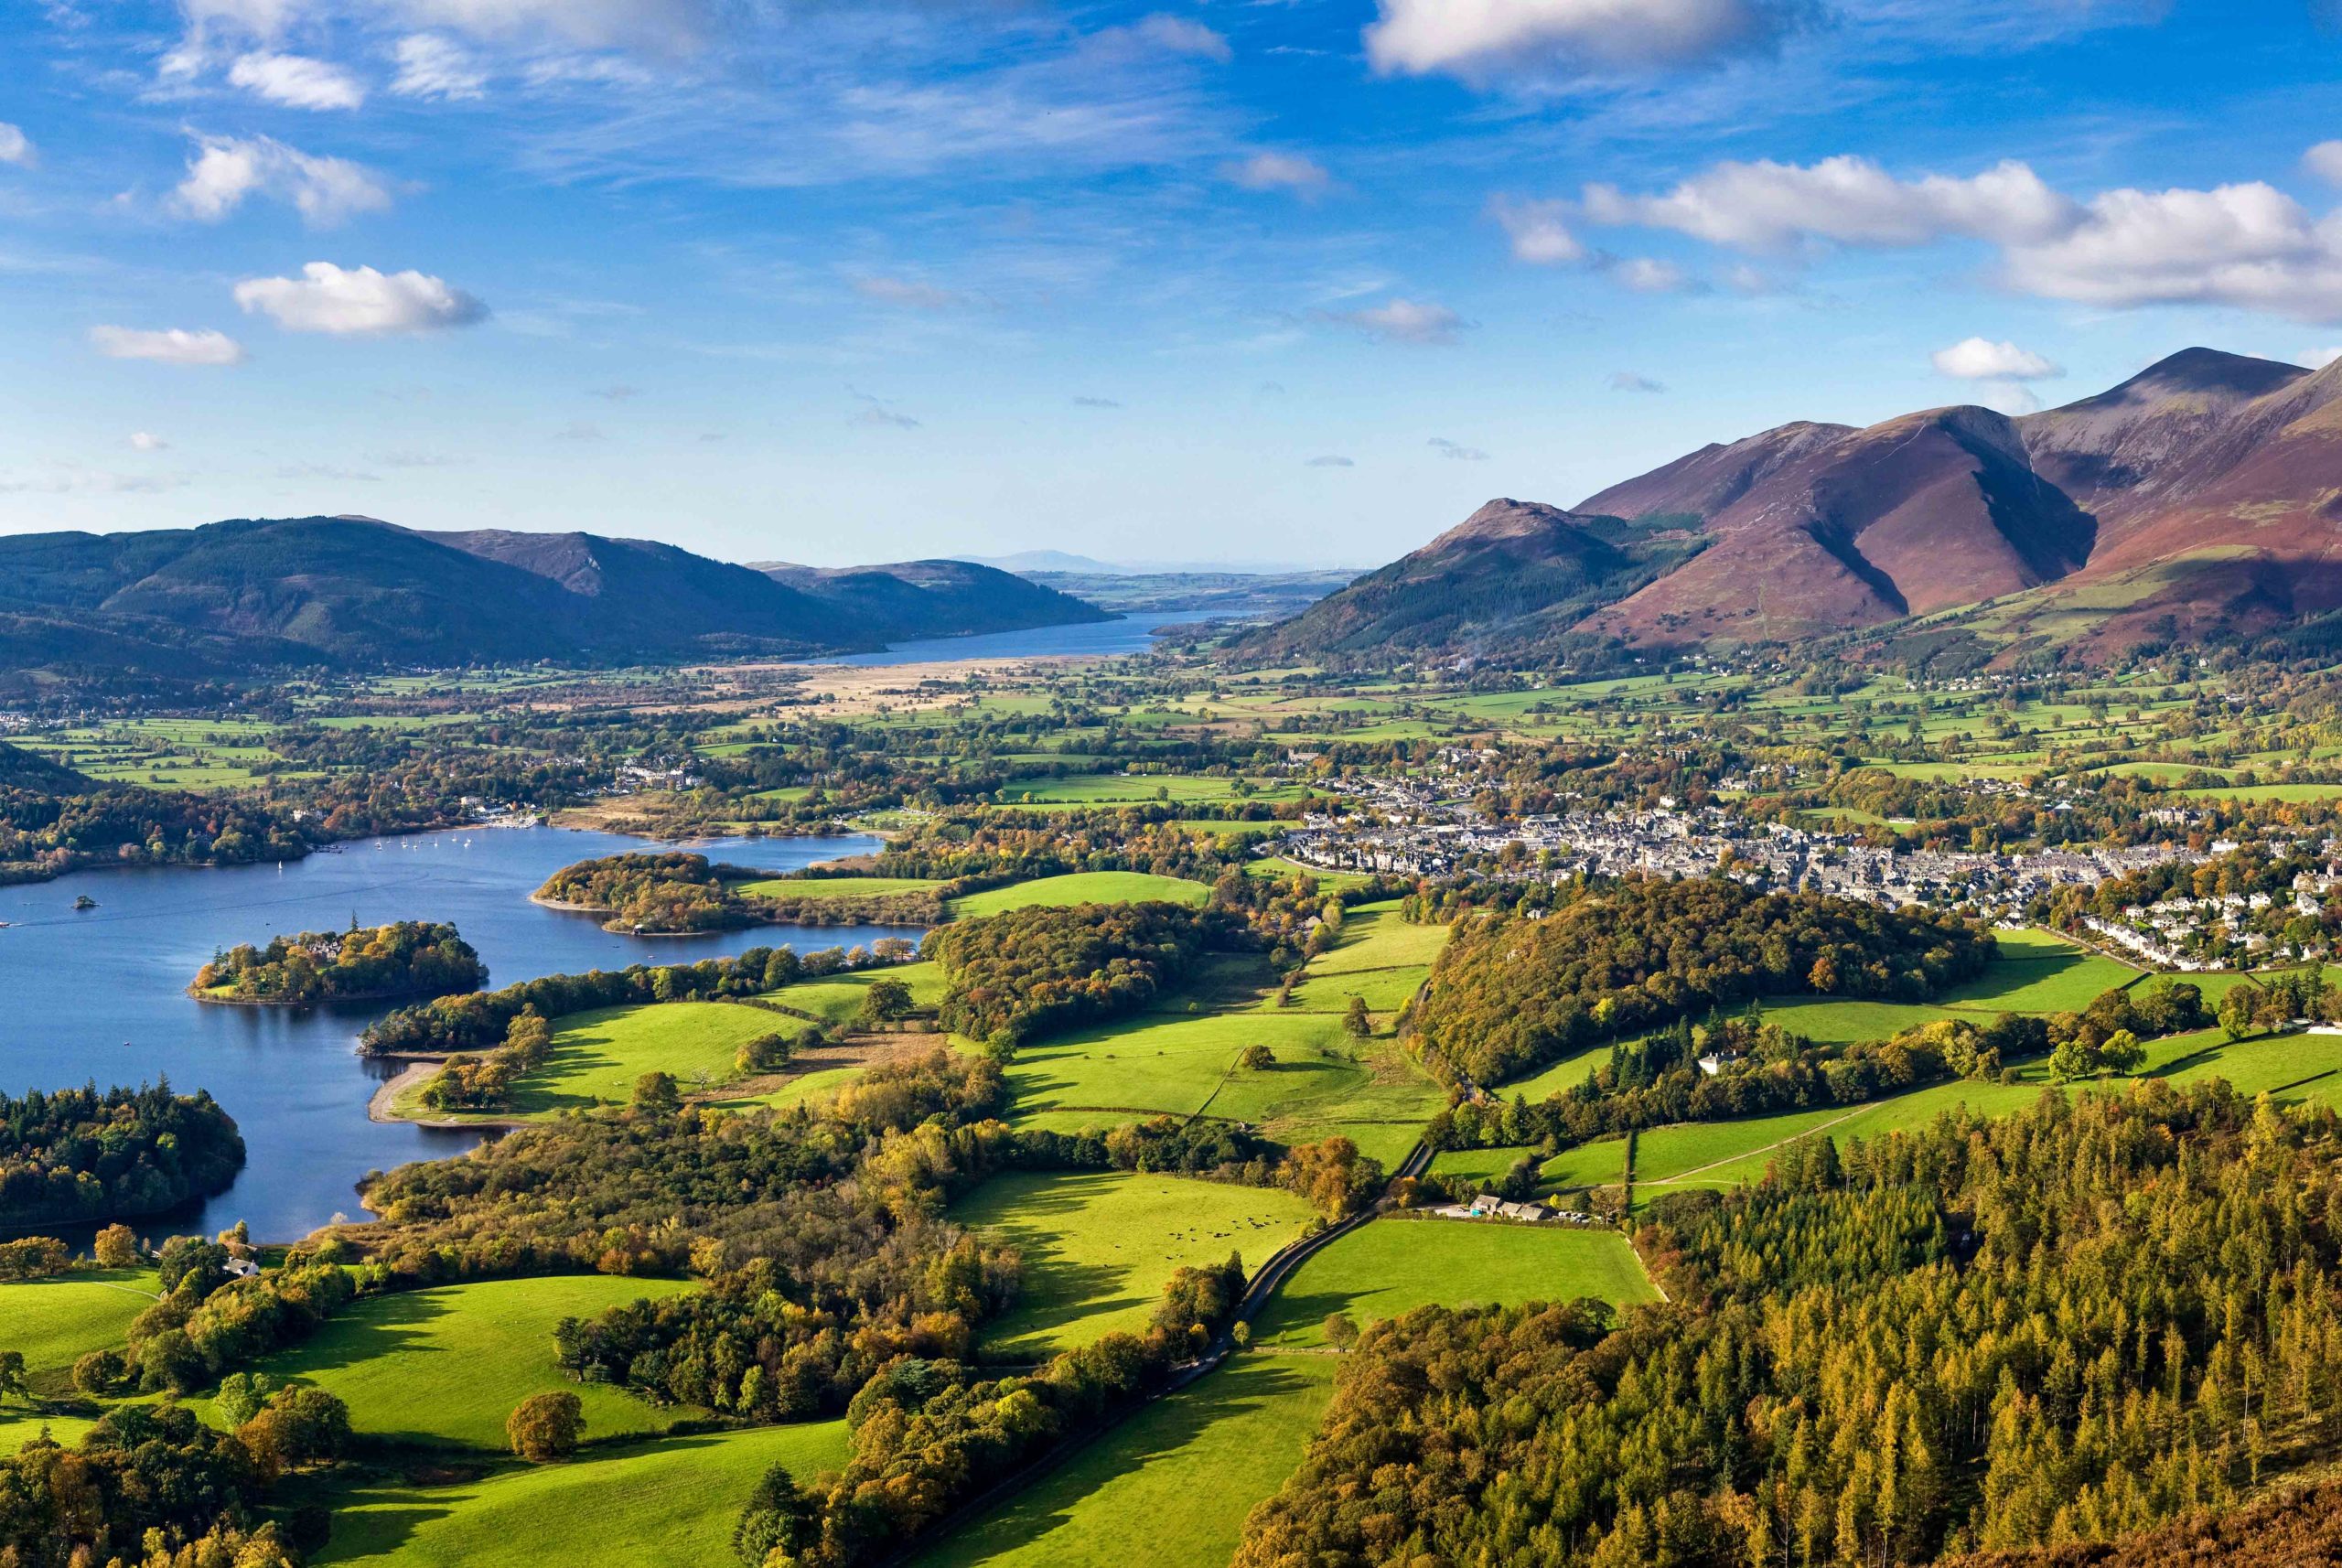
[0,516,1107,676]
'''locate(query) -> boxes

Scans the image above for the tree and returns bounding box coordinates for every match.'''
[508,1391,585,1461]
[736,1032,793,1074]
[1323,1312,1359,1351]
[238,1386,351,1475]
[1343,996,1371,1037]
[858,977,916,1026]
[1238,1044,1276,1072]
[93,1223,141,1269]
[216,1370,279,1427]
[2219,985,2259,1041]
[0,1351,24,1405]
[632,1071,682,1114]
[157,1235,231,1296]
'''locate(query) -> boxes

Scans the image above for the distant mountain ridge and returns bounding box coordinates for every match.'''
[0,516,1106,677]
[1252,347,2342,665]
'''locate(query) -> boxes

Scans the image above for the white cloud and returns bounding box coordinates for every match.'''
[2307,142,2342,187]
[1608,371,1667,392]
[234,262,487,334]
[1490,196,1583,263]
[1133,14,1232,62]
[1999,182,2342,320]
[1226,152,1329,196]
[171,134,392,226]
[390,34,488,99]
[396,0,714,53]
[89,326,247,365]
[1328,296,1466,345]
[1930,337,2061,381]
[228,51,367,110]
[1585,156,2076,252]
[1612,255,1694,292]
[1427,436,1489,461]
[178,0,312,39]
[1366,0,1808,80]
[129,432,171,451]
[1584,154,2342,324]
[2313,346,2342,369]
[851,275,967,310]
[0,124,33,167]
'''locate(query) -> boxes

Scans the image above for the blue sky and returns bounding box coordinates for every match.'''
[5,0,2342,567]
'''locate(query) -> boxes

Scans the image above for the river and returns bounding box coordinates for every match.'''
[0,827,921,1241]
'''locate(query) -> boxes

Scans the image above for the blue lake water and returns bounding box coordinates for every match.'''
[802,614,1215,667]
[0,826,921,1241]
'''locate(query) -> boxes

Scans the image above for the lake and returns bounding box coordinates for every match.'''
[0,826,922,1241]
[802,613,1215,667]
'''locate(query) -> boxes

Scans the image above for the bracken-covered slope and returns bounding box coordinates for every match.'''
[1240,499,1702,659]
[0,516,1106,673]
[1258,347,2342,663]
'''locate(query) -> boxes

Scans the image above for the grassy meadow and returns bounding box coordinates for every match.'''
[315,1420,852,1566]
[950,872,1212,917]
[951,1172,1317,1358]
[1248,1218,1656,1348]
[239,1275,698,1451]
[909,1357,1335,1568]
[0,1270,161,1387]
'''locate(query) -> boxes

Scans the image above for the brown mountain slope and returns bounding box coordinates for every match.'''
[1580,404,2094,644]
[1253,345,2338,664]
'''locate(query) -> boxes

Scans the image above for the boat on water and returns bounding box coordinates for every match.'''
[71,895,97,910]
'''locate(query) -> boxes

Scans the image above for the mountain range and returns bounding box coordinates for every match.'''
[1253,348,2342,667]
[0,516,1108,678]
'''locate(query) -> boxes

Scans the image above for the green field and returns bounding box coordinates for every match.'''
[243,1276,698,1451]
[951,1172,1318,1358]
[0,1270,161,1386]
[951,872,1212,917]
[1430,1136,1628,1196]
[1245,857,1372,889]
[317,1420,851,1566]
[992,773,1301,808]
[910,1356,1335,1568]
[398,1002,791,1120]
[763,960,950,1024]
[1250,1218,1656,1348]
[1630,1026,2342,1200]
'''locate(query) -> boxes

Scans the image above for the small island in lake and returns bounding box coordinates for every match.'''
[0,1082,245,1226]
[191,918,488,1004]
[535,851,943,932]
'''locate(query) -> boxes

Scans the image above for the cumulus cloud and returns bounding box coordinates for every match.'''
[228,51,367,109]
[851,275,968,310]
[1611,255,1696,292]
[1998,182,2342,319]
[1366,0,1810,81]
[1608,371,1667,392]
[2306,142,2342,187]
[1490,196,1584,263]
[89,326,246,365]
[1305,455,1356,467]
[0,124,33,167]
[1327,296,1466,345]
[171,134,392,226]
[1427,435,1489,461]
[1132,14,1232,61]
[129,432,171,451]
[234,262,487,335]
[1226,152,1330,196]
[390,34,488,99]
[1585,154,2342,323]
[1584,156,2076,252]
[1931,337,2061,381]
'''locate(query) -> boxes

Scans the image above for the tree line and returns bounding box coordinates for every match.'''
[192,919,485,1004]
[0,1082,244,1227]
[1406,876,1997,1086]
[1236,1080,2342,1566]
[925,900,1221,1047]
